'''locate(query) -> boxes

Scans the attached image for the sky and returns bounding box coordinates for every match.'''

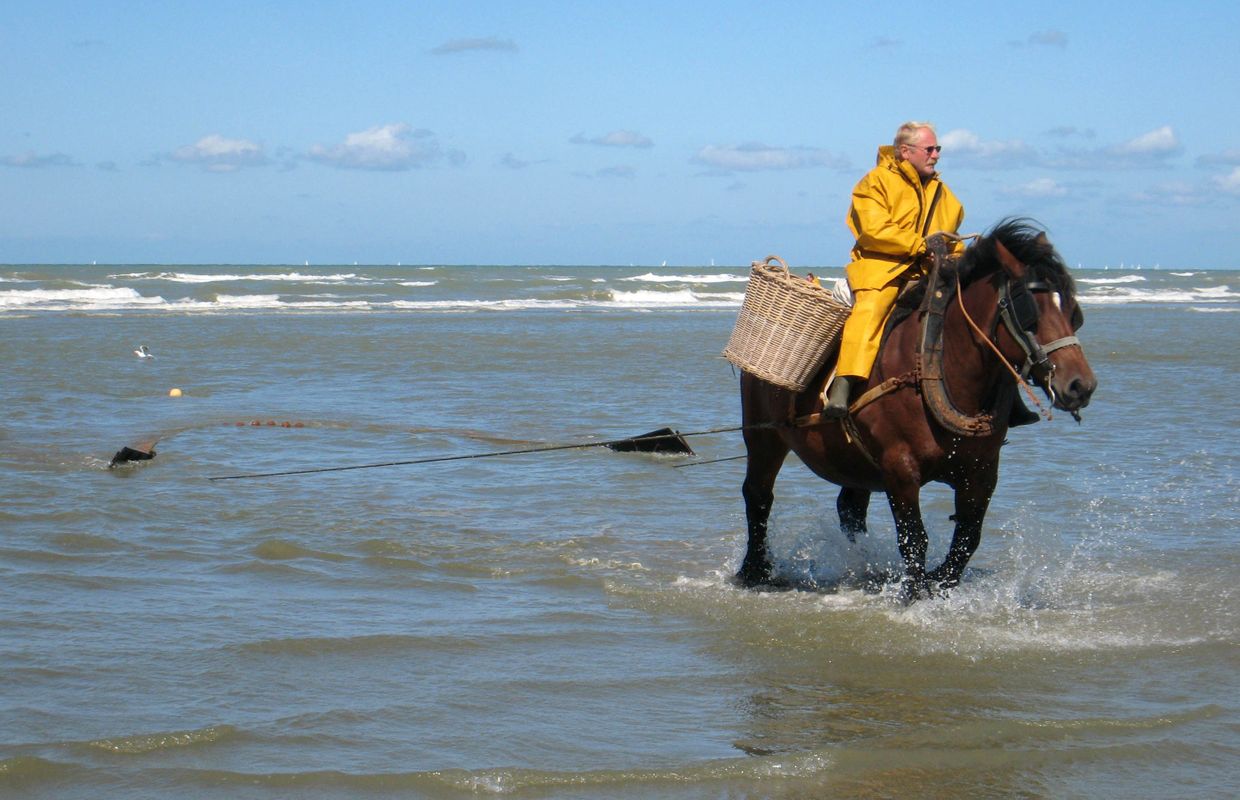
[3,1,1239,268]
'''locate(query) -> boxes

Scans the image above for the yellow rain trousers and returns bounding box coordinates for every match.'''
[836,146,965,379]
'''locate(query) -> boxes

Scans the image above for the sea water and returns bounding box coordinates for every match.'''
[1,264,1236,798]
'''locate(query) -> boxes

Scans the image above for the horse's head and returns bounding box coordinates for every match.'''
[966,219,1097,417]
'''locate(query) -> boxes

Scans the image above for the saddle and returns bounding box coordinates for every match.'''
[815,237,1002,438]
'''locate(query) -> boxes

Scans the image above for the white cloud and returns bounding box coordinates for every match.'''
[1110,125,1180,157]
[1212,167,1240,195]
[693,142,846,172]
[2,150,78,168]
[939,129,1036,168]
[170,134,267,172]
[431,37,518,55]
[570,130,653,148]
[308,123,463,171]
[1031,126,1183,170]
[1000,177,1069,198]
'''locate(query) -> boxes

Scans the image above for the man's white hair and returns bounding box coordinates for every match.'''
[893,121,936,159]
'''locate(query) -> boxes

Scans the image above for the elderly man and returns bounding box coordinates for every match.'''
[824,121,963,418]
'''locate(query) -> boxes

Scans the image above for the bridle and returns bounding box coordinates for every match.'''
[996,273,1084,386]
[986,271,1085,419]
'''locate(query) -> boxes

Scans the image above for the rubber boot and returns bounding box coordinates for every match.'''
[824,376,854,419]
[1008,393,1041,427]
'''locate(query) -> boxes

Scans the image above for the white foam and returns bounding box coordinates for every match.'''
[622,272,748,284]
[1080,284,1235,304]
[110,271,366,284]
[213,294,283,307]
[0,286,165,310]
[606,289,742,307]
[1076,275,1146,285]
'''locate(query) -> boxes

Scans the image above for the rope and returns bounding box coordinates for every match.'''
[673,454,748,469]
[208,424,752,481]
[954,273,1051,421]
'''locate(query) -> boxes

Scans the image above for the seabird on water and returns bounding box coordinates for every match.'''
[134,345,153,359]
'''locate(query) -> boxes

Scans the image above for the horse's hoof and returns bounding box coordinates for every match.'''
[734,567,770,589]
[925,568,962,592]
[898,577,929,605]
[734,563,791,591]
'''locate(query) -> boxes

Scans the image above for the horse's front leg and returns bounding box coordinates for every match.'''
[928,462,998,589]
[885,480,929,602]
[738,428,789,588]
[836,486,870,544]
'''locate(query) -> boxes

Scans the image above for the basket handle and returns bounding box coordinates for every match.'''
[753,255,789,275]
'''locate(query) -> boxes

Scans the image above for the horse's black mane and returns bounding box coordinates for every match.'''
[958,217,1076,299]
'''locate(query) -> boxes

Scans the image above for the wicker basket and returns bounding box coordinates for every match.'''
[723,256,851,391]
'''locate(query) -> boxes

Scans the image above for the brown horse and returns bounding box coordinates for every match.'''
[737,219,1097,600]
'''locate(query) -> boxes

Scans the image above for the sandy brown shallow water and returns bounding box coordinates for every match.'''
[2,264,1236,798]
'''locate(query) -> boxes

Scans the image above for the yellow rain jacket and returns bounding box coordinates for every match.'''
[836,145,964,379]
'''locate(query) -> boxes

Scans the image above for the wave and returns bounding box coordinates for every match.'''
[3,266,1234,314]
[34,749,834,794]
[1076,275,1146,285]
[234,632,485,656]
[606,289,743,307]
[1079,284,1236,305]
[622,272,748,284]
[87,724,240,755]
[110,271,367,284]
[252,539,351,562]
[0,286,164,309]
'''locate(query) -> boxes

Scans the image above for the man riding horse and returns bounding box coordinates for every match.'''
[825,121,1038,426]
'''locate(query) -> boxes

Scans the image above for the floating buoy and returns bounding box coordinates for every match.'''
[169,388,182,397]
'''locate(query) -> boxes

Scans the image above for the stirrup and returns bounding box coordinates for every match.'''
[824,377,853,418]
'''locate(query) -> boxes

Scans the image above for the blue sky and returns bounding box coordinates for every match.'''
[3,1,1238,268]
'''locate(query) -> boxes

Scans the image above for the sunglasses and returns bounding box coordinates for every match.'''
[904,144,942,155]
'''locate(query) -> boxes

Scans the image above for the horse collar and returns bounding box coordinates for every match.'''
[917,257,998,438]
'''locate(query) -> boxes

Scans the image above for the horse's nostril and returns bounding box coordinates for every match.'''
[1068,377,1095,407]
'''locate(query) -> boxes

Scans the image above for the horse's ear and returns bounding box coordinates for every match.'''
[994,239,1027,279]
[1035,231,1050,247]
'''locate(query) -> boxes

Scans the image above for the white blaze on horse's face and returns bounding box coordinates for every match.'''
[1052,291,1063,312]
